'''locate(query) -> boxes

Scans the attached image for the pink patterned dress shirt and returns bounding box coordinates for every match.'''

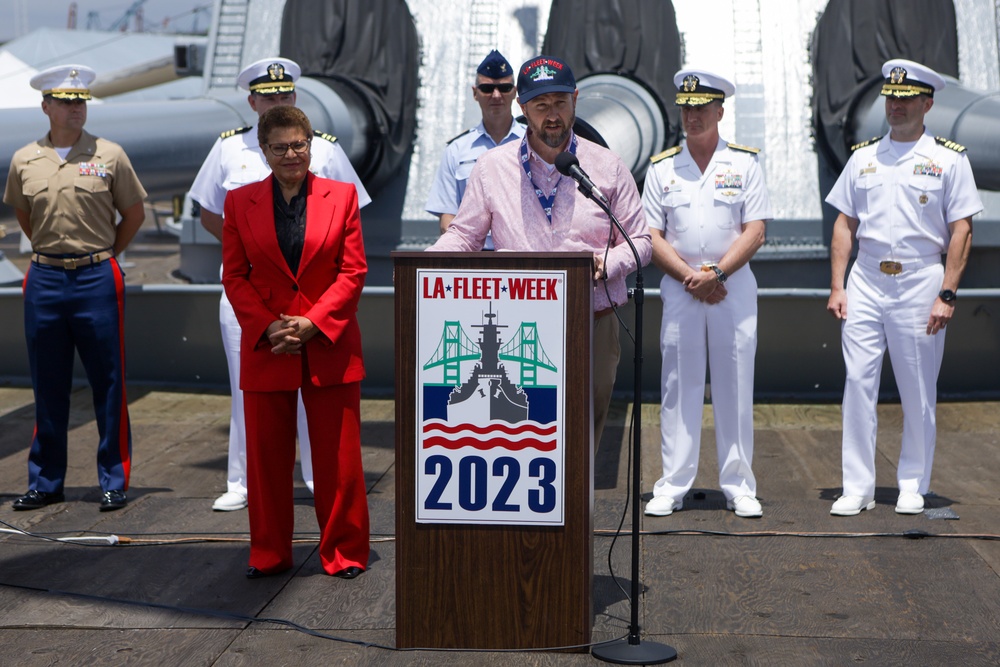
[428,133,651,312]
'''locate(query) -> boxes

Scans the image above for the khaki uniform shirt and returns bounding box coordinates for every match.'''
[4,130,146,254]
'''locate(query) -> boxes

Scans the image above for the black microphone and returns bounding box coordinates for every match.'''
[555,152,609,205]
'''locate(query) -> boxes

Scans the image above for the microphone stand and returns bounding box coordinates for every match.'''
[580,185,677,664]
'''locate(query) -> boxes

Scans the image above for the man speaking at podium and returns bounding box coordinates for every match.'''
[427,55,650,447]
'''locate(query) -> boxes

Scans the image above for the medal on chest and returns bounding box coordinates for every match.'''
[79,162,107,177]
[715,169,742,190]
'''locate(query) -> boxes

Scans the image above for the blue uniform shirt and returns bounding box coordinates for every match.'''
[425,118,525,217]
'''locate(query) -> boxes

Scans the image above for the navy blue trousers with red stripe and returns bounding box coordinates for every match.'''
[22,259,131,494]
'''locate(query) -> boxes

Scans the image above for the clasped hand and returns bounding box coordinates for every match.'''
[683,270,727,304]
[267,314,316,355]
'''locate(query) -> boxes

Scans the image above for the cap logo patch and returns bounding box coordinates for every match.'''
[268,63,285,81]
[682,75,700,92]
[890,66,907,85]
[531,65,556,82]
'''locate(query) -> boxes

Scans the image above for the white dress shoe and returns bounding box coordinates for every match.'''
[727,495,763,518]
[895,492,924,515]
[212,491,248,511]
[644,496,682,516]
[830,495,875,516]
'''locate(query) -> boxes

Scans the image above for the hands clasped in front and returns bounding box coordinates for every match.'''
[267,313,317,355]
[683,269,727,305]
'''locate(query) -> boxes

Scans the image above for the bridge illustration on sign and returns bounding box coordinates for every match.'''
[423,305,558,387]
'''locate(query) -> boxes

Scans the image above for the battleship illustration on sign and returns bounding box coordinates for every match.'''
[447,305,529,424]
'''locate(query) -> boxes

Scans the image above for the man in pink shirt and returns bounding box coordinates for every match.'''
[428,55,651,447]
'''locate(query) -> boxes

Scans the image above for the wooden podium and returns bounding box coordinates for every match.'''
[394,251,594,650]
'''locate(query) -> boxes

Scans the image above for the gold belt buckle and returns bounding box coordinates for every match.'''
[879,260,902,275]
[62,256,78,269]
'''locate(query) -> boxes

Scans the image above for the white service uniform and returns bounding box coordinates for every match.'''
[425,119,524,250]
[642,138,772,504]
[825,131,981,498]
[189,125,371,496]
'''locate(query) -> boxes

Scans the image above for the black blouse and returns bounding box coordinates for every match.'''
[272,175,308,276]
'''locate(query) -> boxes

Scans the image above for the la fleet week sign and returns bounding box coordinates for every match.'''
[416,269,567,525]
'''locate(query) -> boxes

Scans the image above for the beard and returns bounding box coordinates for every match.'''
[535,115,574,148]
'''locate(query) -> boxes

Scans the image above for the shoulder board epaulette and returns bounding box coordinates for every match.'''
[220,126,252,139]
[313,130,338,144]
[446,128,473,145]
[727,142,760,154]
[851,136,882,152]
[935,136,966,152]
[649,146,682,164]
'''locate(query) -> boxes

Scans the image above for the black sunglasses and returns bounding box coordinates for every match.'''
[477,83,515,94]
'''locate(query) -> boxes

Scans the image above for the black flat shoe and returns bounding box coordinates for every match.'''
[99,490,127,511]
[332,566,364,579]
[246,566,291,579]
[12,490,65,511]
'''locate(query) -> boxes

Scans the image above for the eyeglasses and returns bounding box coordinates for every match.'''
[264,139,311,156]
[476,83,515,94]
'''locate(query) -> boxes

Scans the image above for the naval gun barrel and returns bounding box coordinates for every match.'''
[575,74,668,181]
[854,77,1000,190]
[0,79,370,205]
[0,98,244,203]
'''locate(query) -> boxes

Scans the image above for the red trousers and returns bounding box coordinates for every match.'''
[244,379,369,575]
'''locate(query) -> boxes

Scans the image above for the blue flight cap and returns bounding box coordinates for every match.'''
[477,50,513,79]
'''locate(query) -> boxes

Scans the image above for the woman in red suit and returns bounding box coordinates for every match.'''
[222,105,369,579]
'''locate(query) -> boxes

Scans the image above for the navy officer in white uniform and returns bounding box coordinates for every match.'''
[425,49,524,245]
[189,57,371,512]
[826,59,981,516]
[642,69,771,519]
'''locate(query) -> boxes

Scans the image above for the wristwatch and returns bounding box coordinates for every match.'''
[938,289,957,303]
[711,266,728,284]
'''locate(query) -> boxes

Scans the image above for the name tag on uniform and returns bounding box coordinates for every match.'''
[860,165,877,175]
[79,163,107,177]
[913,162,942,178]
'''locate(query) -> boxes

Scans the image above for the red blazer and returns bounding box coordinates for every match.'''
[222,173,366,392]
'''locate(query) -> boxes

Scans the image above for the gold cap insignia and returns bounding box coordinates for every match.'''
[268,63,285,81]
[682,75,700,92]
[890,66,907,85]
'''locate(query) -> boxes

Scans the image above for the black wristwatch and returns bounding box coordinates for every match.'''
[938,289,957,303]
[711,266,728,284]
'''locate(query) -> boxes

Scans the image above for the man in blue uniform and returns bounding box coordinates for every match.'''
[425,49,524,243]
[4,65,147,511]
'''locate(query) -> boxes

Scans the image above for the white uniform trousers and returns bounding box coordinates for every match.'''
[652,267,758,503]
[220,290,313,496]
[840,257,945,498]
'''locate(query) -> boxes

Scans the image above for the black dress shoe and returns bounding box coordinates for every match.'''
[332,566,364,579]
[99,490,127,512]
[12,490,65,511]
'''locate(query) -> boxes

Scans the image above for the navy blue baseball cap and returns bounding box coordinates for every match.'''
[517,56,576,103]
[477,50,513,79]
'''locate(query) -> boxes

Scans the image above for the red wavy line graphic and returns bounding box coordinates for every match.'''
[422,436,557,452]
[423,422,556,436]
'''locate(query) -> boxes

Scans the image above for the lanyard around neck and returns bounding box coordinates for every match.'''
[520,133,578,224]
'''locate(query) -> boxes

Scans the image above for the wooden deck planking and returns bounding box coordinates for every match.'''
[0,387,998,665]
